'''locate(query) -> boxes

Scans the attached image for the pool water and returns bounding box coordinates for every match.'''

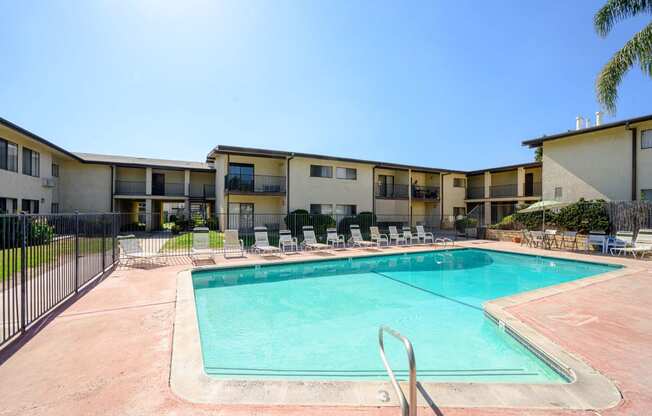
[192,249,618,383]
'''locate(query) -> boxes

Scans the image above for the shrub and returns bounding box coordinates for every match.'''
[455,217,477,234]
[28,220,54,245]
[489,214,516,230]
[170,224,181,235]
[555,199,609,233]
[284,210,335,237]
[205,217,219,230]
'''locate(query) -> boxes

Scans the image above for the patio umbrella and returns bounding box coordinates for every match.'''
[518,200,570,231]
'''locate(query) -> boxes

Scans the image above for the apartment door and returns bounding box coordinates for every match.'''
[152,173,165,196]
[378,175,394,198]
[228,203,254,232]
[524,173,534,196]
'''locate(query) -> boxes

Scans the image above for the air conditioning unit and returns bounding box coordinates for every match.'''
[42,177,56,188]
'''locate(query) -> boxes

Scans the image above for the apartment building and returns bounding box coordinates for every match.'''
[523,113,652,202]
[465,162,542,225]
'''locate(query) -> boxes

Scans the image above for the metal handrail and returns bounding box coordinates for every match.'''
[378,325,417,416]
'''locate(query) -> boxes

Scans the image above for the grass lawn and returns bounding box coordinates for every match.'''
[161,231,224,252]
[1,237,112,278]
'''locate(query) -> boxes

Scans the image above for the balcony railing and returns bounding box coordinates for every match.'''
[225,174,286,194]
[152,182,185,197]
[375,184,409,199]
[190,183,216,198]
[490,184,518,198]
[115,180,146,195]
[411,185,440,201]
[523,182,542,197]
[466,186,485,199]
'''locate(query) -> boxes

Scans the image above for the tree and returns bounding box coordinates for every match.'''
[594,0,652,113]
[534,147,542,162]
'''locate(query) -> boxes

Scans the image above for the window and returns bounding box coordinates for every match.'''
[51,203,59,213]
[377,175,394,197]
[0,197,17,214]
[0,138,18,172]
[642,189,652,201]
[52,163,59,177]
[453,207,466,217]
[21,199,39,214]
[310,165,332,178]
[22,148,40,177]
[453,178,466,188]
[554,187,563,199]
[310,204,333,215]
[335,167,357,180]
[642,130,652,149]
[335,204,356,216]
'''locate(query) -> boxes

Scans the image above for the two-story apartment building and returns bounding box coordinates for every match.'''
[523,113,652,202]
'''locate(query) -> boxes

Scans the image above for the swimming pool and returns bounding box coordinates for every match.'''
[192,249,618,383]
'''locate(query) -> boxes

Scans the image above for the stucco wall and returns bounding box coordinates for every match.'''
[442,173,467,217]
[226,194,285,215]
[542,127,632,201]
[491,171,517,186]
[636,121,652,197]
[288,157,373,213]
[58,161,112,212]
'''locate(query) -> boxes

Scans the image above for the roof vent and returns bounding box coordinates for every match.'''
[575,116,584,130]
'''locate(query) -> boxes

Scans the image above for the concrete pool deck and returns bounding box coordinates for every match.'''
[0,241,651,415]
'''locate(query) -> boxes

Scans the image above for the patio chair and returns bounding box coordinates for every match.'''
[615,229,652,258]
[435,235,454,246]
[544,229,559,249]
[521,230,532,247]
[369,226,389,246]
[415,225,434,244]
[559,231,579,251]
[349,224,377,248]
[586,231,607,254]
[326,227,346,249]
[388,226,406,245]
[301,226,330,251]
[529,231,545,248]
[402,227,420,245]
[191,227,214,260]
[278,229,298,253]
[118,235,161,265]
[609,231,634,256]
[223,229,245,258]
[253,226,281,256]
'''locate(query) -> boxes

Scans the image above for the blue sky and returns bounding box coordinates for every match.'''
[1,0,650,170]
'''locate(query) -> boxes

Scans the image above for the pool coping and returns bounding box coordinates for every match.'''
[170,246,638,409]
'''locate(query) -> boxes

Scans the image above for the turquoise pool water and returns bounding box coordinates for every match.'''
[192,249,618,383]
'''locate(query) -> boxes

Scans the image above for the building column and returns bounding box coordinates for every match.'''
[517,167,525,197]
[145,198,153,231]
[184,197,191,220]
[184,169,191,197]
[408,169,412,225]
[484,201,491,227]
[484,171,491,199]
[145,167,152,195]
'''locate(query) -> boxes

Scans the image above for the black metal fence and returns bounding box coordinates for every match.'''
[1,213,118,347]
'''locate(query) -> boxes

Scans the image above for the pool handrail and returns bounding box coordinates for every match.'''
[378,325,417,416]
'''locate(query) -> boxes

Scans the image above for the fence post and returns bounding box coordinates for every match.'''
[20,213,27,332]
[112,213,116,265]
[101,213,106,272]
[74,210,79,293]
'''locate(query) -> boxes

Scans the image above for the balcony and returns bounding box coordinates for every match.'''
[152,182,184,197]
[466,186,485,199]
[412,185,440,201]
[524,182,542,197]
[375,184,409,199]
[189,183,215,198]
[490,184,518,198]
[115,180,146,195]
[225,174,286,194]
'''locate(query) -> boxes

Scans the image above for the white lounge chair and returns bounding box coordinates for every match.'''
[349,224,376,248]
[301,226,330,251]
[253,226,281,256]
[415,225,434,244]
[615,229,652,258]
[223,229,245,258]
[326,227,346,249]
[370,226,389,246]
[402,227,420,245]
[586,231,607,254]
[191,227,214,260]
[609,231,634,256]
[278,229,298,253]
[388,226,406,245]
[118,235,161,265]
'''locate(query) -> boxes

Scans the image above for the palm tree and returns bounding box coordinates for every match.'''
[594,0,652,113]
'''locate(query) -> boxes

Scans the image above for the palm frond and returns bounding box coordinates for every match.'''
[596,21,652,113]
[594,0,652,37]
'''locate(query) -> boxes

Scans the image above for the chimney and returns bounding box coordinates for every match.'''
[575,116,584,130]
[585,117,591,128]
[595,111,603,126]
